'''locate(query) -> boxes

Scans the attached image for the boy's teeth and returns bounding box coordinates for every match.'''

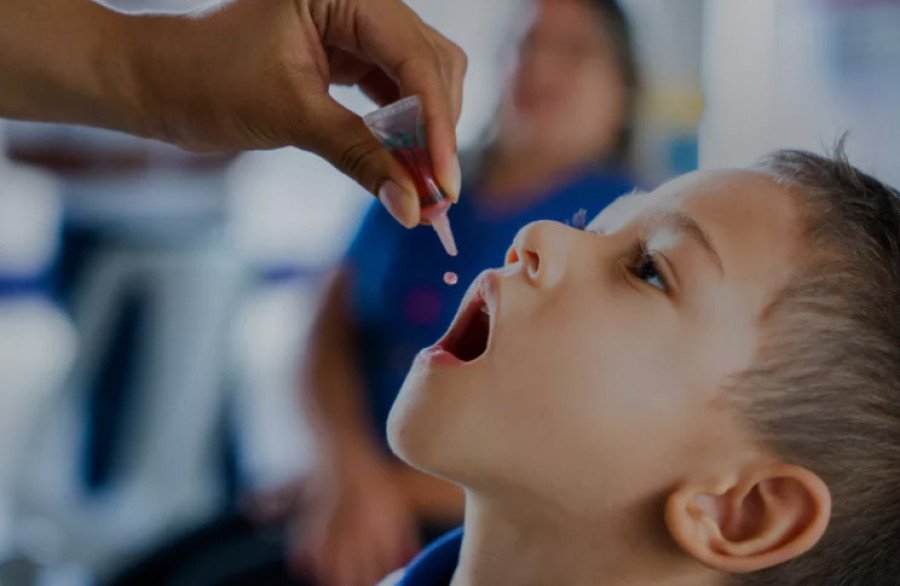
[480,305,490,315]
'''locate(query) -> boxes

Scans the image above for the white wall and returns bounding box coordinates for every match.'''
[700,0,779,169]
[702,0,900,187]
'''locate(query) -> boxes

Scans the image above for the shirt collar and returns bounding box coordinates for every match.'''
[397,526,464,586]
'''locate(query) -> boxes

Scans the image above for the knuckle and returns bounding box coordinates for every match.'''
[426,44,445,71]
[450,42,468,71]
[436,39,466,72]
[338,139,382,189]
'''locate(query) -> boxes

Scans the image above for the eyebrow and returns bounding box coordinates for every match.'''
[588,195,724,275]
[586,188,649,233]
[661,211,724,275]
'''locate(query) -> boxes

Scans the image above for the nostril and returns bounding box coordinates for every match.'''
[505,246,519,266]
[509,221,565,288]
[507,245,541,279]
[524,250,540,280]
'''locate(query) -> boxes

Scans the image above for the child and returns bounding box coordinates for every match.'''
[381,147,900,585]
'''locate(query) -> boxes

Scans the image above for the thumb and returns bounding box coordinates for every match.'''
[297,93,421,228]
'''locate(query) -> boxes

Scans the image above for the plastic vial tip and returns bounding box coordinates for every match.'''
[430,212,458,257]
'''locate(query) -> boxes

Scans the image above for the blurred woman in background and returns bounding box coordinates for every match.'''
[294,1,641,584]
[104,1,641,584]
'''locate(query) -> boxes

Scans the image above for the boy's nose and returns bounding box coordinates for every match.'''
[505,220,570,289]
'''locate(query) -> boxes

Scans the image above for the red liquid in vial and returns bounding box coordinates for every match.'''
[389,145,457,256]
[390,146,448,212]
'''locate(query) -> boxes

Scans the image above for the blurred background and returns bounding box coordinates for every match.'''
[0,0,898,585]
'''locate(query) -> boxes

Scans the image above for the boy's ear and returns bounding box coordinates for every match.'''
[664,462,831,574]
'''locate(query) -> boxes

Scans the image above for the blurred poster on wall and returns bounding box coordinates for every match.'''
[702,0,900,188]
[819,0,900,187]
[622,0,704,183]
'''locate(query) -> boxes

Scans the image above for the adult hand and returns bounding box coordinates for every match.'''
[1,0,466,228]
[129,0,466,227]
[287,450,420,586]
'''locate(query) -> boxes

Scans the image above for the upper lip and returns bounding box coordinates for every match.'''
[435,271,497,362]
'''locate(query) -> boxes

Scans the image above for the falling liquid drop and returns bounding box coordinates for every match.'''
[443,271,458,286]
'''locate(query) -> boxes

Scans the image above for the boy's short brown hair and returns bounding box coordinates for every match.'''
[727,146,900,584]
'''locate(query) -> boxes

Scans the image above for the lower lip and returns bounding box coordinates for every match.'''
[419,345,465,367]
[419,271,498,368]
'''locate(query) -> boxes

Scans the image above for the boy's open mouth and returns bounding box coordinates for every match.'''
[437,279,493,363]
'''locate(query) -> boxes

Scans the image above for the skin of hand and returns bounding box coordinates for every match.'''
[0,0,466,227]
[290,447,421,586]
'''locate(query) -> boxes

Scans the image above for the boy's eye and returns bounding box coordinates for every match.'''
[633,251,666,292]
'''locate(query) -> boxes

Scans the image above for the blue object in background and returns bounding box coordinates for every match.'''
[396,526,464,586]
[668,132,699,176]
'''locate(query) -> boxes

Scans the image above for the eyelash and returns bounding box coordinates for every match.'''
[628,238,668,293]
[575,220,669,294]
[569,209,588,230]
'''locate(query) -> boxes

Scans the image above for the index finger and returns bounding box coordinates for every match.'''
[333,0,466,200]
[396,54,461,200]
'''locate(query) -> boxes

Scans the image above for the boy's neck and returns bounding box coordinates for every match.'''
[449,492,724,586]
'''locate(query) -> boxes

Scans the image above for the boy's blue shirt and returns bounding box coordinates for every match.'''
[392,526,464,586]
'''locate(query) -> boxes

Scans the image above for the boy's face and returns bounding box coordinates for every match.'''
[388,170,806,517]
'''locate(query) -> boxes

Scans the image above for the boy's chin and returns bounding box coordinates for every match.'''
[387,376,437,466]
[387,374,471,478]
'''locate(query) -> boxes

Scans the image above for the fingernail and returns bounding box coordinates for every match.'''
[447,156,462,203]
[379,180,418,228]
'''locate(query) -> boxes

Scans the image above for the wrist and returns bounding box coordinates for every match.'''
[113,12,183,142]
[85,6,151,136]
[0,0,148,132]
